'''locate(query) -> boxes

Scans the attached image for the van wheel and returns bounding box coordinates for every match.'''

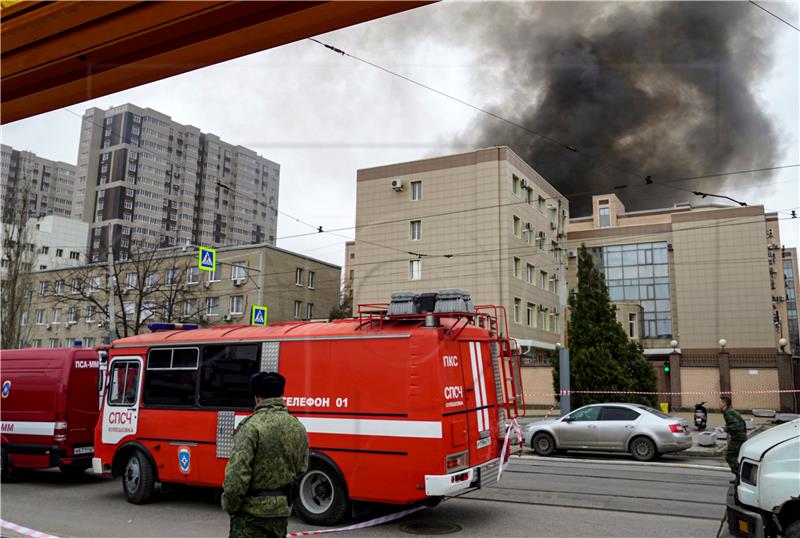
[1,447,11,481]
[122,450,155,504]
[295,461,350,526]
[630,436,657,462]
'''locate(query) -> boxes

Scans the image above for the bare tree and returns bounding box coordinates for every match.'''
[1,176,34,348]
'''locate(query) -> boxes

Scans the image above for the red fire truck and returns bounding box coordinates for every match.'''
[92,291,524,524]
[1,347,103,479]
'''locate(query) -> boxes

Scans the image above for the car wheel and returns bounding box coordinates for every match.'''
[122,449,155,504]
[630,436,657,461]
[295,461,350,526]
[532,432,557,456]
[784,519,800,538]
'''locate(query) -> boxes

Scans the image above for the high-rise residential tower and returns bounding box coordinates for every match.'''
[73,104,280,262]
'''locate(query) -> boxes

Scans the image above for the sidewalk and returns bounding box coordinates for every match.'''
[519,407,775,458]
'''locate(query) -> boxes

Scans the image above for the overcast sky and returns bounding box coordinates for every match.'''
[2,1,798,269]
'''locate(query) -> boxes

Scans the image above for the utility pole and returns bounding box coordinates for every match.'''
[557,344,571,416]
[106,226,117,342]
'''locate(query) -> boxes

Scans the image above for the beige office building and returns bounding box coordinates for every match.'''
[354,147,569,356]
[17,243,340,349]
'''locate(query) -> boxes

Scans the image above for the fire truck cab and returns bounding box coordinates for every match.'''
[93,290,524,524]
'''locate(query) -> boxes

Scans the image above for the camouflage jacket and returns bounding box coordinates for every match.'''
[723,407,747,442]
[221,397,309,517]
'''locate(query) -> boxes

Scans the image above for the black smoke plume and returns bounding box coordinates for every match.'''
[467,2,781,215]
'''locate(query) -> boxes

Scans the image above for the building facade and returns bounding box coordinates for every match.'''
[72,104,280,262]
[29,215,89,271]
[17,243,340,349]
[782,248,799,354]
[1,144,77,221]
[354,147,569,356]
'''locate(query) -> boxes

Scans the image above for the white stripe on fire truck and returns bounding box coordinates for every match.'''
[475,342,490,428]
[297,417,442,439]
[0,421,55,436]
[469,342,484,431]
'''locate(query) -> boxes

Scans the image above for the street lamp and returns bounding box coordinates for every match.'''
[670,339,678,350]
[778,338,788,352]
[718,338,727,350]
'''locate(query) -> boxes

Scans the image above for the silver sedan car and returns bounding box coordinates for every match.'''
[523,403,692,461]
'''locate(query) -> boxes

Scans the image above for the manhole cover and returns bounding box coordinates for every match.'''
[399,521,463,535]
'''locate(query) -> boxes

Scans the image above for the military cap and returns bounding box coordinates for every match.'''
[249,371,286,398]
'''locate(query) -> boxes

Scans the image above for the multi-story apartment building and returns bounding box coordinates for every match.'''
[354,147,569,358]
[17,242,340,349]
[1,144,77,221]
[72,104,280,262]
[567,194,793,352]
[782,248,799,353]
[343,240,355,305]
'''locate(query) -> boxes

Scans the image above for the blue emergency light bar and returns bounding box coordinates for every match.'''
[148,323,199,331]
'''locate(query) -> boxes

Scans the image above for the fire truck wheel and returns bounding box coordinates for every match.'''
[295,462,350,526]
[531,432,556,456]
[122,449,155,504]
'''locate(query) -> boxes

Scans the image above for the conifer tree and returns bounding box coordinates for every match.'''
[554,246,657,408]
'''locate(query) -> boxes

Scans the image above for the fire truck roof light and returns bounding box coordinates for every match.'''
[148,323,199,331]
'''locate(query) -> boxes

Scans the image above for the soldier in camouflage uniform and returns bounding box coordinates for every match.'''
[719,396,747,475]
[222,372,308,538]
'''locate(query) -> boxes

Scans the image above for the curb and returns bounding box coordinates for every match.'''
[514,454,731,472]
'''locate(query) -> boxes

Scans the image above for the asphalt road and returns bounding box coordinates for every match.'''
[1,455,734,538]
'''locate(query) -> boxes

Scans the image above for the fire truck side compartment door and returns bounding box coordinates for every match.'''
[101,356,142,445]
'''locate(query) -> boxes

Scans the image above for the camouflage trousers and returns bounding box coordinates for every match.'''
[726,439,745,474]
[229,512,288,538]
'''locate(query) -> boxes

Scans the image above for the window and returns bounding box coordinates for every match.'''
[512,175,520,195]
[539,308,548,330]
[294,300,302,319]
[31,339,42,348]
[56,248,63,257]
[208,266,220,282]
[526,264,535,285]
[538,270,547,288]
[599,406,640,421]
[108,360,141,406]
[231,262,247,281]
[410,181,422,201]
[35,309,45,325]
[513,257,522,278]
[86,305,96,322]
[49,338,60,348]
[306,303,314,319]
[628,313,637,338]
[307,271,315,289]
[524,223,532,244]
[68,307,79,323]
[184,298,198,316]
[186,266,199,284]
[599,207,610,228]
[295,268,304,286]
[54,280,65,295]
[513,298,522,324]
[198,345,260,408]
[410,259,421,280]
[566,406,600,422]
[538,196,545,212]
[229,295,244,314]
[51,308,61,324]
[410,220,421,240]
[20,310,28,326]
[40,246,49,255]
[84,338,95,348]
[165,268,177,285]
[527,302,535,327]
[145,272,158,288]
[513,215,521,237]
[125,272,138,288]
[39,281,49,296]
[89,276,102,292]
[70,278,81,294]
[144,348,198,407]
[206,297,220,316]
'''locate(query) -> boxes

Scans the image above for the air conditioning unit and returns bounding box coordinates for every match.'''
[769,243,779,250]
[767,229,773,237]
[538,305,548,312]
[223,314,232,321]
[233,278,245,286]
[524,223,533,231]
[772,296,785,302]
[552,307,560,315]
[45,323,51,330]
[538,231,546,239]
[770,267,777,274]
[519,179,528,189]
[561,208,568,218]
[550,222,557,230]
[391,179,404,192]
[199,314,207,321]
[667,243,674,251]
[547,202,557,209]
[204,281,211,288]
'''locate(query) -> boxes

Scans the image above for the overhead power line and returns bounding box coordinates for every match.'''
[748,0,800,31]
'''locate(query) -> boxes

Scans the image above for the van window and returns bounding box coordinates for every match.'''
[199,345,260,408]
[108,361,140,406]
[144,348,199,407]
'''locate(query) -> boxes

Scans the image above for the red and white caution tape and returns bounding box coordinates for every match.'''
[526,388,800,397]
[497,417,523,483]
[1,520,59,538]
[287,505,426,537]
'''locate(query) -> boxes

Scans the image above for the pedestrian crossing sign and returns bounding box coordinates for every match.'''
[251,305,268,326]
[198,247,216,272]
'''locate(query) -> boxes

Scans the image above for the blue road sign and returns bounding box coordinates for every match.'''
[251,305,268,326]
[198,247,216,272]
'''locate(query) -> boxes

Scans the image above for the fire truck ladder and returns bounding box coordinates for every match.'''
[475,305,525,420]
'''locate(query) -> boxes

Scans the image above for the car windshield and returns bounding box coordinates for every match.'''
[637,405,671,419]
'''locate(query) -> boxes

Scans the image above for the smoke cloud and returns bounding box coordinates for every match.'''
[464,2,780,215]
